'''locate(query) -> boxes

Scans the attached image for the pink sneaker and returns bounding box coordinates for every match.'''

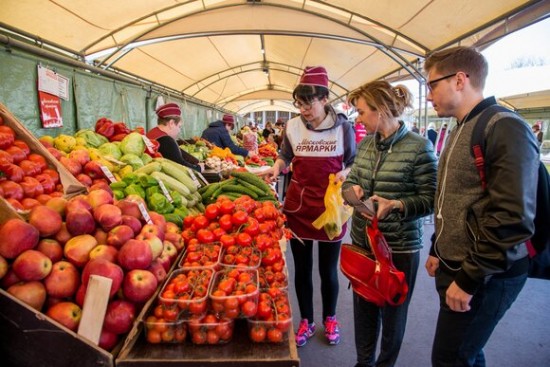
[324,316,340,345]
[295,319,315,347]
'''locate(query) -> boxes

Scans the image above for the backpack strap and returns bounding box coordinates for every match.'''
[470,105,511,190]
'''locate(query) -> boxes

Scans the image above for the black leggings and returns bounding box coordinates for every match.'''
[290,238,341,322]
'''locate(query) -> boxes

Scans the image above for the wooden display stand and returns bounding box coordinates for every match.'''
[116,319,299,367]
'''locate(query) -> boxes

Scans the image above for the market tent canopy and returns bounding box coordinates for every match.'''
[1,0,549,114]
[499,90,550,110]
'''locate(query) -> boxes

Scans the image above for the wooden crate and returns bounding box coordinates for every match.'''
[0,289,114,367]
[116,318,299,367]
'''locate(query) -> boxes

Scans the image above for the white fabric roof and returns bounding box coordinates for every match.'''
[1,0,549,113]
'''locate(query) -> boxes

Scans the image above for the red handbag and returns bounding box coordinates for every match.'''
[340,217,409,307]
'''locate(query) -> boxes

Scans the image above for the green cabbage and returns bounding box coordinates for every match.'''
[120,132,145,156]
[120,153,145,170]
[75,129,109,148]
[98,142,122,160]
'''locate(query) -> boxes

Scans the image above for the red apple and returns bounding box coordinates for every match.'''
[47,147,63,160]
[36,239,64,263]
[106,225,134,248]
[87,188,113,209]
[117,239,153,270]
[28,205,63,237]
[1,268,21,288]
[164,232,184,252]
[94,228,108,245]
[93,203,122,231]
[115,198,142,220]
[89,245,118,263]
[45,196,68,216]
[147,258,167,283]
[165,221,180,234]
[54,222,72,245]
[66,195,92,213]
[103,299,137,335]
[0,254,8,280]
[136,231,163,259]
[161,241,178,261]
[122,269,158,303]
[75,283,87,307]
[66,208,96,236]
[140,223,164,242]
[44,260,80,298]
[81,258,124,297]
[155,252,172,273]
[148,211,167,237]
[99,328,120,351]
[89,180,112,195]
[59,156,82,176]
[121,215,142,235]
[68,149,91,167]
[76,173,93,187]
[46,301,82,331]
[12,249,52,281]
[7,280,47,310]
[83,161,106,180]
[0,218,40,259]
[64,234,98,268]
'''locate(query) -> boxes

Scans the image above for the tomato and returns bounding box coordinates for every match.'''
[0,150,14,164]
[5,145,27,164]
[218,214,233,231]
[193,215,210,230]
[223,307,240,319]
[191,329,207,345]
[19,159,41,177]
[27,153,48,172]
[0,126,15,138]
[206,330,220,344]
[219,200,235,215]
[267,327,283,343]
[253,207,265,222]
[204,203,220,220]
[189,299,207,315]
[249,325,267,342]
[196,228,215,244]
[219,234,235,248]
[231,210,248,226]
[42,168,60,185]
[35,173,55,194]
[1,163,24,182]
[244,217,260,236]
[236,232,253,247]
[183,215,195,229]
[212,227,226,240]
[256,301,272,319]
[181,229,195,245]
[146,329,162,344]
[12,140,30,156]
[0,180,23,200]
[241,300,258,317]
[174,325,187,342]
[0,132,14,150]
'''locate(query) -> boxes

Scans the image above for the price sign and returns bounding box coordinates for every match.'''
[156,178,174,203]
[100,165,117,183]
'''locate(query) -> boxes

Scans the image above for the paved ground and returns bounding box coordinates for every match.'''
[285,221,550,367]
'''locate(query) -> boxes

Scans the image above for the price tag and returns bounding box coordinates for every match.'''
[100,165,117,183]
[142,135,156,154]
[137,202,153,224]
[156,178,174,203]
[185,167,202,189]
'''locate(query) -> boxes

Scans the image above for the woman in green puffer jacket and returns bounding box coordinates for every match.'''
[342,81,437,367]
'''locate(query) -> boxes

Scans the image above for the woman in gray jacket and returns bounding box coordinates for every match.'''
[343,81,437,367]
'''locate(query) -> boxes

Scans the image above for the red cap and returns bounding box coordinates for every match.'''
[222,114,235,126]
[299,66,329,88]
[156,103,181,118]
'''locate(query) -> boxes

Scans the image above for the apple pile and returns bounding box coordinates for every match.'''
[0,120,65,210]
[0,186,185,351]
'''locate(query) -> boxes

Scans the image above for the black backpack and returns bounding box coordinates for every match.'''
[471,105,550,280]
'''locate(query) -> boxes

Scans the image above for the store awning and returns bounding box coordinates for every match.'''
[1,0,549,114]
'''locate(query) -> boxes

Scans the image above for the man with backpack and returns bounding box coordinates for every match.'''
[423,46,540,367]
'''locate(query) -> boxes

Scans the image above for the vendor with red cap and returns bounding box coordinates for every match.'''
[201,114,257,158]
[147,102,203,171]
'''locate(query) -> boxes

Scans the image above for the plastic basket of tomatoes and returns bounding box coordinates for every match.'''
[258,263,288,290]
[187,313,235,345]
[179,242,222,269]
[143,315,187,344]
[158,268,213,320]
[247,288,292,344]
[219,245,261,270]
[209,268,259,319]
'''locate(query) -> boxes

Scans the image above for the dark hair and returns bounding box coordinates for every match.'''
[292,84,329,104]
[424,46,488,89]
[348,80,413,118]
[158,116,181,125]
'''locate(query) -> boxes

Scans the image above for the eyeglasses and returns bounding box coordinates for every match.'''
[293,99,319,110]
[426,72,469,91]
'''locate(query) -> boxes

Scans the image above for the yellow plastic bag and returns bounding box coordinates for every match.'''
[312,173,353,239]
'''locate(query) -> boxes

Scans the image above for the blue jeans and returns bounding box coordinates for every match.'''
[431,268,527,367]
[353,251,420,367]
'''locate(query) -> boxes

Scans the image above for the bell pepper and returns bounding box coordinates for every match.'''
[113,122,131,135]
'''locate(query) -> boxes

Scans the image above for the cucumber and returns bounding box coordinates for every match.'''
[230,170,272,193]
[150,171,191,196]
[236,179,267,196]
[221,184,259,199]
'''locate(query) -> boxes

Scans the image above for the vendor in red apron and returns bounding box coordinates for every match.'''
[262,66,356,348]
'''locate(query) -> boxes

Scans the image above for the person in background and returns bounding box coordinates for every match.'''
[424,46,538,367]
[410,121,420,134]
[532,123,543,146]
[201,114,257,158]
[343,81,437,367]
[354,115,368,143]
[146,102,203,172]
[262,66,356,348]
[426,122,438,148]
[262,121,276,140]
